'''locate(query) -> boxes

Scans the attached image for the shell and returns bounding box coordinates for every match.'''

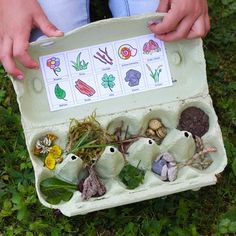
[148,119,163,131]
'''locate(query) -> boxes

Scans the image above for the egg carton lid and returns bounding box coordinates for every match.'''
[11,13,209,131]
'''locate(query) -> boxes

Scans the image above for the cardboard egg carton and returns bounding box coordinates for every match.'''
[11,13,227,216]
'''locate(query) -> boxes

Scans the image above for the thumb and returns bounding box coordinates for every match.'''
[156,0,170,12]
[34,12,64,37]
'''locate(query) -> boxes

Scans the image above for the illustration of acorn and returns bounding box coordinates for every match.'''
[145,119,167,144]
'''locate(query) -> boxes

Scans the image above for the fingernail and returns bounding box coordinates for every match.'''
[56,30,64,35]
[17,75,24,80]
[147,19,161,26]
[33,62,39,69]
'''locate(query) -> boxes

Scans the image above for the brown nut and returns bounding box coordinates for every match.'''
[148,119,163,131]
[156,127,167,139]
[146,128,156,137]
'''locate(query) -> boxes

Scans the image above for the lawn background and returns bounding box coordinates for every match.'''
[0,0,235,235]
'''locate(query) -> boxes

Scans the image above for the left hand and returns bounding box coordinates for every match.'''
[148,0,210,41]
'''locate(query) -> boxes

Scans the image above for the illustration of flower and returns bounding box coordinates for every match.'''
[47,57,61,76]
[101,74,115,92]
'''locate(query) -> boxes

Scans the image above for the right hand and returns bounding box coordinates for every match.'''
[0,0,64,80]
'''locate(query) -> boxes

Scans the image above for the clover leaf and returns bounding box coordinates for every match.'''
[101,74,115,92]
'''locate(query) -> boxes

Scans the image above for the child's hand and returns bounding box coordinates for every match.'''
[0,0,64,80]
[148,0,210,41]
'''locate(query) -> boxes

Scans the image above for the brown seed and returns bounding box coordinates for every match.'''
[156,127,167,139]
[148,119,162,131]
[146,128,156,137]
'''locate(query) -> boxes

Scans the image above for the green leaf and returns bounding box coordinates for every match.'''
[119,164,145,189]
[40,177,77,205]
[232,158,236,176]
[229,221,236,232]
[54,84,67,101]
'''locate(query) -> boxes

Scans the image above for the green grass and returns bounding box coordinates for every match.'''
[0,0,236,235]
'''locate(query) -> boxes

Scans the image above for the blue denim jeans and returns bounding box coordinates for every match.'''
[31,0,159,41]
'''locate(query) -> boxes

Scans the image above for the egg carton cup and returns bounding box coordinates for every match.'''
[11,13,227,216]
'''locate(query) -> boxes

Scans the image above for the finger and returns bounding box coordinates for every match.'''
[149,8,184,35]
[156,0,170,12]
[0,36,23,79]
[187,16,206,39]
[34,12,64,37]
[154,16,195,41]
[205,14,211,35]
[13,31,39,69]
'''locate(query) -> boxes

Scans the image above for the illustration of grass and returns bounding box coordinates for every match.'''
[146,64,162,83]
[71,52,89,71]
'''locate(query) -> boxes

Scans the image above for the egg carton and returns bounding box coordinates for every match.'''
[11,13,227,216]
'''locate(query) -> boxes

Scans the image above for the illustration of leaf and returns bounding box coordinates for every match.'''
[101,74,115,92]
[54,84,67,101]
[55,67,61,72]
[76,52,82,65]
[101,81,109,88]
[108,75,115,82]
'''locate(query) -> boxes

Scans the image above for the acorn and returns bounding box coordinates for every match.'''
[148,119,163,131]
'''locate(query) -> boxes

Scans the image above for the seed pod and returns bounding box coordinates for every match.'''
[145,128,156,137]
[156,127,167,139]
[148,119,163,131]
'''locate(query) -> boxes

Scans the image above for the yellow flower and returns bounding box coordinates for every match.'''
[49,145,62,158]
[45,154,56,170]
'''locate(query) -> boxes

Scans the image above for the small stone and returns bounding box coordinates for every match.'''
[168,166,178,182]
[148,119,163,131]
[168,161,176,167]
[161,152,175,163]
[152,158,167,175]
[161,165,168,181]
